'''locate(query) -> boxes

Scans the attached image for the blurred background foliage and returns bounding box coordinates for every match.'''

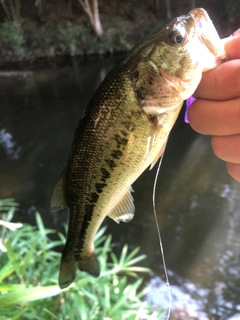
[0,0,239,63]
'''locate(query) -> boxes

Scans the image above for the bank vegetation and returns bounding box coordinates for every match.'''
[0,0,238,64]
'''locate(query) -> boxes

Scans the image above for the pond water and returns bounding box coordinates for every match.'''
[1,56,240,319]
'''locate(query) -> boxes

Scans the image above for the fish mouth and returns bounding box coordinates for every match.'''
[190,8,226,69]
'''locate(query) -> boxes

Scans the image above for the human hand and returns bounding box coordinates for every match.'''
[188,29,240,182]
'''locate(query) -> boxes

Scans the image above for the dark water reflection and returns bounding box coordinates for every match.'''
[1,56,240,319]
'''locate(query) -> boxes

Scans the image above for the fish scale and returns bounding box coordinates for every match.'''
[51,8,226,289]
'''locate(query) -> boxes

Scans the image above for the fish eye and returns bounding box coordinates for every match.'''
[169,30,187,45]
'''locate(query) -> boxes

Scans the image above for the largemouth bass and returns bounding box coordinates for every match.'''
[51,8,226,289]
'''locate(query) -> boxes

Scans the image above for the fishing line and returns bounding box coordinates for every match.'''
[152,144,172,320]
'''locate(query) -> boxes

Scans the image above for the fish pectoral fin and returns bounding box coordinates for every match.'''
[143,112,160,158]
[143,101,183,157]
[78,251,100,277]
[150,136,169,170]
[108,187,135,223]
[51,168,67,212]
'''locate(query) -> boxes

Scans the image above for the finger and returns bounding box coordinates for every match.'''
[194,60,240,100]
[232,29,240,36]
[211,135,240,163]
[188,98,240,135]
[194,30,240,99]
[224,28,240,60]
[227,162,240,182]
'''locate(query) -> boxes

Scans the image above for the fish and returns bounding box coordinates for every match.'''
[51,8,226,289]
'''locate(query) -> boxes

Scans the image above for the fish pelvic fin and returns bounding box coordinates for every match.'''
[51,168,67,212]
[78,251,100,278]
[108,186,135,223]
[59,252,77,289]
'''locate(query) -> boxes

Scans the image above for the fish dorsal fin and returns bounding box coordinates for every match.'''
[51,168,67,212]
[108,187,135,223]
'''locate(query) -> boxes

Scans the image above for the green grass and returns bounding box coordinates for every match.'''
[0,199,163,320]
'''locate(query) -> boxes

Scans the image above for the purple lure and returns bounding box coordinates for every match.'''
[184,96,196,123]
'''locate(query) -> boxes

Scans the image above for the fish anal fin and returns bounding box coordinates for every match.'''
[150,137,168,170]
[51,168,67,212]
[78,251,100,278]
[108,187,135,223]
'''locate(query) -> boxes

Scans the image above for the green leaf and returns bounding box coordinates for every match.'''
[81,287,98,302]
[110,279,143,314]
[35,213,46,241]
[110,252,118,265]
[42,308,59,319]
[119,244,128,266]
[11,306,31,320]
[4,241,23,281]
[0,283,25,291]
[71,293,88,319]
[0,198,19,212]
[0,260,15,281]
[0,285,62,307]
[104,283,110,311]
[20,237,39,277]
[125,246,141,262]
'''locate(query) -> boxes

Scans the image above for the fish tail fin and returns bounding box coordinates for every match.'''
[59,252,77,289]
[78,251,100,278]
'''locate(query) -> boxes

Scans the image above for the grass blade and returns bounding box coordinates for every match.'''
[4,241,23,282]
[0,285,62,307]
[0,260,15,281]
